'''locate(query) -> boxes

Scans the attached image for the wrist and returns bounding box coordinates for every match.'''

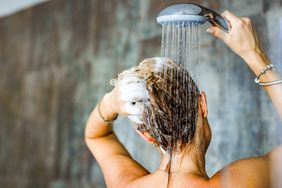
[241,47,266,63]
[241,49,270,76]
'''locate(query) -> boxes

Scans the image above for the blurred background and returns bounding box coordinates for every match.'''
[0,0,282,187]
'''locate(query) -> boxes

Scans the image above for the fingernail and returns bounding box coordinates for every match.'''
[207,28,214,33]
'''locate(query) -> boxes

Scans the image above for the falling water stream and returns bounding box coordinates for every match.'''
[161,22,200,71]
[158,22,202,184]
[116,21,203,187]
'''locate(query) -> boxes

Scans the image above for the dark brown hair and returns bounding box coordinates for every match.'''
[136,58,200,154]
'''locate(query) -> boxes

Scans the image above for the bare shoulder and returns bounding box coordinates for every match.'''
[209,145,282,188]
[267,144,282,160]
[209,156,269,188]
[265,145,282,187]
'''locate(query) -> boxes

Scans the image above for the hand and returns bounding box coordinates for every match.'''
[103,86,128,116]
[102,75,150,124]
[207,10,262,60]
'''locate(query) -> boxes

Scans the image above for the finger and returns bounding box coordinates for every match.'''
[120,104,130,116]
[241,17,251,24]
[207,26,226,41]
[221,10,241,24]
[241,17,258,42]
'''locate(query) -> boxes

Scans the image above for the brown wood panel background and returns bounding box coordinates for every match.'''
[0,0,281,187]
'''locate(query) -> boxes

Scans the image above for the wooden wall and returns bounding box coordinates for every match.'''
[0,0,281,187]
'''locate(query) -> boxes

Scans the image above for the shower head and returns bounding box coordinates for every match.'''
[157,4,230,32]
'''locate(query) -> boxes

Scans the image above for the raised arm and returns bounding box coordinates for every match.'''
[85,88,148,187]
[207,10,282,119]
[207,11,282,188]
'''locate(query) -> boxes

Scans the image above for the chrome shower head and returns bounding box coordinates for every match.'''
[157,4,230,32]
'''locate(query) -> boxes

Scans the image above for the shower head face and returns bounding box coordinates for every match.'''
[157,4,207,25]
[157,3,230,32]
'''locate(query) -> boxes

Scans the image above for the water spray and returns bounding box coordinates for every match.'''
[152,4,227,180]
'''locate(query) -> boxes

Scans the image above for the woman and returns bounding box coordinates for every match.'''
[85,11,282,188]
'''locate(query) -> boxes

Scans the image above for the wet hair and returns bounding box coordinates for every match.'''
[136,58,200,154]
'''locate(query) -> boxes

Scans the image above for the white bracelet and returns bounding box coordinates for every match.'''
[254,64,282,86]
[255,64,275,83]
[257,79,282,86]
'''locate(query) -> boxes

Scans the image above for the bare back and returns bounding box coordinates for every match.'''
[128,147,282,188]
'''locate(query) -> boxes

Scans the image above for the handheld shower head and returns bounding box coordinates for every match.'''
[157,4,230,32]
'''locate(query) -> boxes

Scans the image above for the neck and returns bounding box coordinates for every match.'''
[158,147,208,178]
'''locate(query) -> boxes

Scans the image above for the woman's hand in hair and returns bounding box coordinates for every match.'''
[102,87,128,118]
[105,76,150,119]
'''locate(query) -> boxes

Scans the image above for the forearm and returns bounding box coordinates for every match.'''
[242,50,282,119]
[85,91,133,165]
[85,93,118,139]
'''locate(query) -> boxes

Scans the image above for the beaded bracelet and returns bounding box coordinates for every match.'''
[255,64,282,86]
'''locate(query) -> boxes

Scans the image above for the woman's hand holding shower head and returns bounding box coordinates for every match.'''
[206,10,261,61]
[207,10,282,119]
